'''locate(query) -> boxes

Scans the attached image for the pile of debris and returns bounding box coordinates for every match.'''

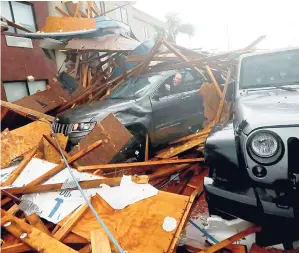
[2,2,294,252]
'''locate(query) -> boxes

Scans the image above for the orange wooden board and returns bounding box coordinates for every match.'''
[59,192,190,253]
[1,121,51,168]
[40,16,96,33]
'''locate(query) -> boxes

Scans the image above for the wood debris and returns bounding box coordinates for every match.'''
[0,4,278,252]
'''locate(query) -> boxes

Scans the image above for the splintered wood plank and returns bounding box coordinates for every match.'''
[1,145,39,186]
[155,137,207,159]
[214,68,232,125]
[1,122,51,168]
[0,100,55,122]
[198,226,262,253]
[74,2,81,17]
[169,128,211,144]
[162,40,207,81]
[79,244,92,253]
[26,140,102,187]
[43,134,68,164]
[145,134,149,161]
[55,6,71,17]
[4,175,149,195]
[53,203,89,241]
[59,192,190,253]
[1,210,78,253]
[90,230,111,253]
[26,213,50,235]
[205,65,223,97]
[77,158,204,172]
[1,243,31,253]
[68,114,132,166]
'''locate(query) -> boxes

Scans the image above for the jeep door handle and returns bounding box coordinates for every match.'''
[182,95,191,100]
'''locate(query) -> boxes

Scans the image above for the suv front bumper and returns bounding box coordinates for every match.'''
[204,177,297,223]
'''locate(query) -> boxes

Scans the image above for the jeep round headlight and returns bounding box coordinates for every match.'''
[250,132,278,157]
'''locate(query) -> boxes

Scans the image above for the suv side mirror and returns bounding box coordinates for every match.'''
[152,94,160,101]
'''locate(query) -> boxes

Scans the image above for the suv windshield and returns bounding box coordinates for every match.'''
[239,49,299,89]
[110,73,163,99]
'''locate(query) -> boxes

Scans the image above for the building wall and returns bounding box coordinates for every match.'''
[1,1,57,100]
[131,7,165,41]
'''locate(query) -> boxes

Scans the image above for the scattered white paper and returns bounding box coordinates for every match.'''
[163,217,177,232]
[97,175,158,210]
[1,158,103,223]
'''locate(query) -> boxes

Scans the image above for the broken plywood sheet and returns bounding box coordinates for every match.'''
[43,134,68,164]
[1,121,51,168]
[40,16,96,33]
[59,192,190,253]
[69,114,132,166]
[15,89,65,114]
[199,82,230,126]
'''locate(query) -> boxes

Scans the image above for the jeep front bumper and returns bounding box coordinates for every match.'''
[204,177,297,222]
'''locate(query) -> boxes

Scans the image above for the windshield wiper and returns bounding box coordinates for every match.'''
[274,85,297,92]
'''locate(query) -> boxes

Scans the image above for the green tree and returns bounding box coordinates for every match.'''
[154,12,195,43]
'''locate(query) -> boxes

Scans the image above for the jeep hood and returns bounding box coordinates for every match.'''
[235,90,299,135]
[56,98,151,125]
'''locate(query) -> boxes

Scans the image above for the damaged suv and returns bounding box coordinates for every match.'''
[204,47,299,246]
[53,67,225,157]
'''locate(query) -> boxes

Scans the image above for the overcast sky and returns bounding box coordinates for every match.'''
[134,0,299,52]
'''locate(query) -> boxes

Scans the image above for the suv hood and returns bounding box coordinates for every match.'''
[235,89,299,135]
[56,99,136,123]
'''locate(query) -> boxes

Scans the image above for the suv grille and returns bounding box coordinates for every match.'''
[288,137,299,174]
[52,122,70,135]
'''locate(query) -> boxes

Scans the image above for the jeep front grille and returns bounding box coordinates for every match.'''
[52,122,70,136]
[288,137,299,174]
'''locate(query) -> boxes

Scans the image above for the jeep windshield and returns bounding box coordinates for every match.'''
[239,49,299,89]
[109,73,163,99]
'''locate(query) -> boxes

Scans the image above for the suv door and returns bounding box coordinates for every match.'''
[151,69,205,145]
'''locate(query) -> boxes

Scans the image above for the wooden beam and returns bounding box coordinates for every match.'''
[26,140,102,187]
[74,2,81,17]
[3,175,149,195]
[169,128,211,144]
[53,203,89,241]
[78,158,204,172]
[138,38,163,75]
[145,134,149,161]
[162,40,207,81]
[1,100,55,122]
[205,65,223,97]
[214,68,232,124]
[1,209,78,253]
[90,229,111,253]
[79,10,88,18]
[55,6,71,17]
[26,213,51,235]
[79,244,92,253]
[57,62,143,112]
[198,226,262,253]
[2,17,32,33]
[168,183,203,252]
[149,164,190,180]
[1,146,39,187]
[1,243,31,253]
[155,137,207,159]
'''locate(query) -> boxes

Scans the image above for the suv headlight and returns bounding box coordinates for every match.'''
[247,130,284,165]
[250,132,278,157]
[72,122,96,132]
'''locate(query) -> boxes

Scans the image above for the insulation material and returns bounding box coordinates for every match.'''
[96,175,158,210]
[43,134,68,164]
[40,16,96,33]
[69,114,132,166]
[1,121,51,168]
[1,158,102,223]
